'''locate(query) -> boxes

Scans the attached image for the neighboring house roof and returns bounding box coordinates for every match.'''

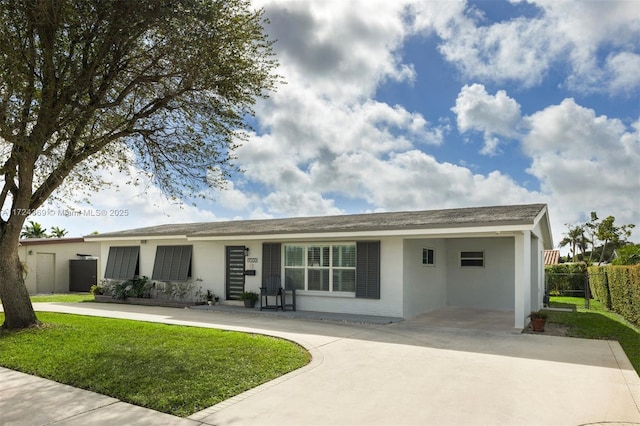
[18,237,86,246]
[544,249,560,265]
[86,203,552,247]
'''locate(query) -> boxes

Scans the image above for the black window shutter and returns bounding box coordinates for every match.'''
[105,246,139,279]
[262,243,282,285]
[356,241,380,299]
[152,245,192,281]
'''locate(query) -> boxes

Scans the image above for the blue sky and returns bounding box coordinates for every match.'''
[34,0,639,250]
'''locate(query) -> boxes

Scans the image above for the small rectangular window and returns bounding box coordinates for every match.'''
[460,251,484,267]
[422,248,435,266]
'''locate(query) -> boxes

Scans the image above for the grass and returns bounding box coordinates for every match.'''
[547,296,640,374]
[0,312,310,417]
[29,293,94,303]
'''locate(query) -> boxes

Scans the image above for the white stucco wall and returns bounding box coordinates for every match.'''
[445,237,515,310]
[99,239,228,300]
[99,238,404,316]
[402,238,447,318]
[19,240,101,294]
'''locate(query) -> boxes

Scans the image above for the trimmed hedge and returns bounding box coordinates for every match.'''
[545,263,588,296]
[589,265,640,327]
[588,266,610,309]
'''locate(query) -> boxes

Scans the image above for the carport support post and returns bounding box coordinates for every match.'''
[514,231,532,329]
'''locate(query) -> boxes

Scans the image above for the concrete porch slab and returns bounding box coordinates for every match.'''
[405,306,517,332]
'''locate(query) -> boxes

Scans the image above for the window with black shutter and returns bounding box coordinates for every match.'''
[104,246,140,279]
[152,245,193,281]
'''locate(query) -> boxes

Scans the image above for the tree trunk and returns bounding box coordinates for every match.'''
[598,240,609,266]
[0,226,39,330]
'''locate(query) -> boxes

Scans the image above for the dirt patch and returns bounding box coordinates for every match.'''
[522,321,571,336]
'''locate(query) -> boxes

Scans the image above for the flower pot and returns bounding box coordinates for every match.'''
[531,318,546,332]
[207,301,213,306]
[244,299,256,308]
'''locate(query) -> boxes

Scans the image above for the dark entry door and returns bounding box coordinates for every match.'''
[226,246,246,300]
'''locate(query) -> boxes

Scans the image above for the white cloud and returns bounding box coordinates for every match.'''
[522,99,640,236]
[606,52,640,95]
[321,150,541,209]
[263,191,344,217]
[260,0,415,102]
[36,163,220,236]
[452,84,522,155]
[408,0,640,94]
[239,87,445,194]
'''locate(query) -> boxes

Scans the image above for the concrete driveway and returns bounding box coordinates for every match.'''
[5,303,640,425]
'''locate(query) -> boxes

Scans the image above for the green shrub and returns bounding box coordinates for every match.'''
[589,265,640,327]
[112,276,151,300]
[90,284,104,295]
[588,265,610,308]
[608,266,640,327]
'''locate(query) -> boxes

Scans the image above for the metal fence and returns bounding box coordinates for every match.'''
[544,270,601,310]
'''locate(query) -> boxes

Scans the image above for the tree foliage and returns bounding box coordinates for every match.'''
[559,224,588,262]
[612,244,640,265]
[0,0,279,329]
[20,220,47,238]
[561,212,635,265]
[49,226,68,238]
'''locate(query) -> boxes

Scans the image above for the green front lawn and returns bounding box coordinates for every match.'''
[0,312,310,417]
[547,297,640,374]
[29,293,94,303]
[0,293,94,304]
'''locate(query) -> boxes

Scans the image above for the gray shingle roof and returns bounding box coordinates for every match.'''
[86,203,547,239]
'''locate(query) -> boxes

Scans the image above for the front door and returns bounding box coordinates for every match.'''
[226,246,246,300]
[36,253,55,293]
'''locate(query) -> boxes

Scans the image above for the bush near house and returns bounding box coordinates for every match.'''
[589,265,611,309]
[589,265,640,327]
[545,263,588,296]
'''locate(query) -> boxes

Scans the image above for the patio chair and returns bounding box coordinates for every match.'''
[260,275,284,311]
[282,280,296,312]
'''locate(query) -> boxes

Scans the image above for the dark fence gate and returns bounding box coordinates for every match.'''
[69,259,97,292]
[544,268,608,310]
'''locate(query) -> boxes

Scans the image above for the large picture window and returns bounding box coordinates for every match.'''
[284,243,356,293]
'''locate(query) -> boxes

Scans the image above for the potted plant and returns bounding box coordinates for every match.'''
[529,310,548,332]
[206,290,214,306]
[240,291,258,308]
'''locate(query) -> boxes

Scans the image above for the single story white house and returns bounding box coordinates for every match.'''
[86,203,553,329]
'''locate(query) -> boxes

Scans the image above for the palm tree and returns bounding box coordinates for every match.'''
[559,225,585,262]
[49,226,68,238]
[20,220,48,239]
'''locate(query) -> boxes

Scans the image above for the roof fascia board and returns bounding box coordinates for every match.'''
[531,205,554,249]
[87,235,188,242]
[187,224,531,241]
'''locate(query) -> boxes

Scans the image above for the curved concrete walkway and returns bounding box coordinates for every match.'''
[1,302,639,426]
